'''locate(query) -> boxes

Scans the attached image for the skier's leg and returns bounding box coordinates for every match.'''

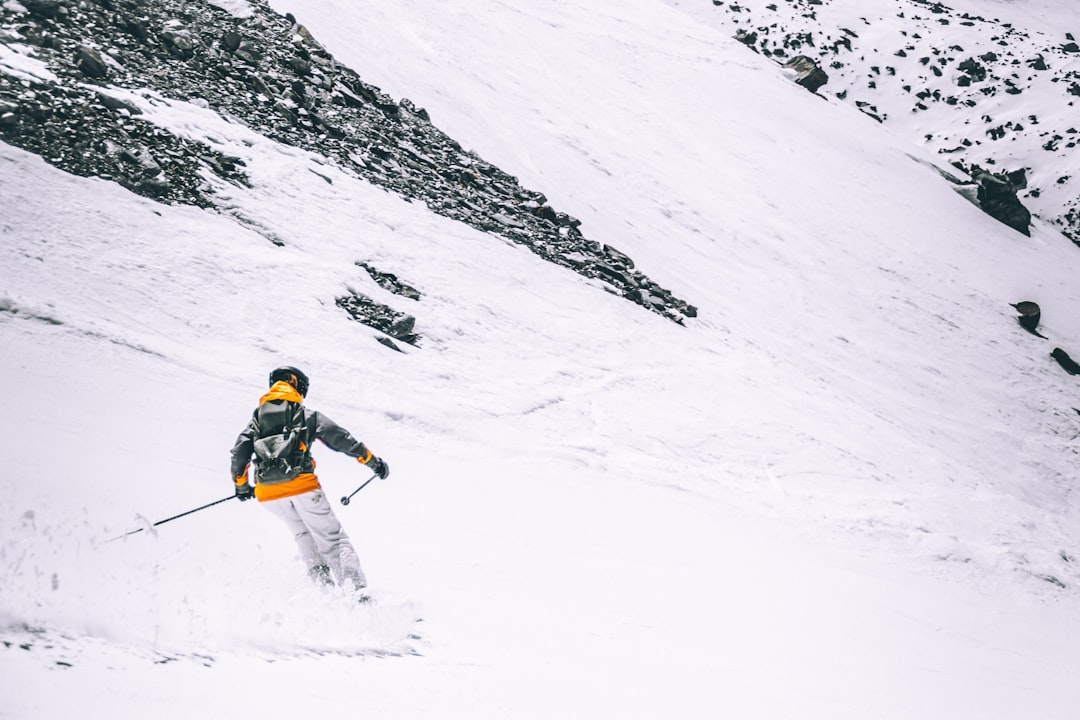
[262,496,331,581]
[293,488,367,589]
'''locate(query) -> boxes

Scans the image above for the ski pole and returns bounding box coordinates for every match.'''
[341,472,378,506]
[106,494,236,543]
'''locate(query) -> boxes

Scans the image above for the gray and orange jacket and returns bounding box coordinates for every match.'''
[230,381,377,502]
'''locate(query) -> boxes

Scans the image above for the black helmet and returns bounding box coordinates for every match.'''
[268,366,310,396]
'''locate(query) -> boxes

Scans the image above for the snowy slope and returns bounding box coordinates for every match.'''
[3,0,1080,718]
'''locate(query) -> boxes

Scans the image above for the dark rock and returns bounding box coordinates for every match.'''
[220,31,242,53]
[388,314,416,340]
[1005,168,1027,189]
[783,55,829,92]
[595,264,634,288]
[134,172,171,195]
[336,292,421,345]
[356,263,419,300]
[1011,301,1041,333]
[735,29,758,48]
[855,100,883,123]
[973,167,1031,235]
[285,57,312,76]
[161,30,197,59]
[1052,348,1080,375]
[95,92,142,115]
[249,74,274,98]
[530,203,559,225]
[603,244,635,269]
[124,19,150,42]
[21,0,63,20]
[399,98,429,121]
[554,212,581,229]
[332,82,367,109]
[235,40,263,65]
[957,58,986,82]
[74,46,109,78]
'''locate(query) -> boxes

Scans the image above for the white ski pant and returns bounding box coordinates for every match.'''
[262,489,367,588]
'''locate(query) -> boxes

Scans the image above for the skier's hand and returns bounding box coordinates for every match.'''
[367,456,390,480]
[234,480,255,502]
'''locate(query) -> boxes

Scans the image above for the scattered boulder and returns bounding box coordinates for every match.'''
[74,45,108,78]
[956,57,987,83]
[1051,348,1080,375]
[336,292,421,346]
[1011,300,1042,334]
[782,55,829,93]
[735,29,759,49]
[161,29,197,60]
[972,167,1031,235]
[95,92,142,115]
[220,31,243,53]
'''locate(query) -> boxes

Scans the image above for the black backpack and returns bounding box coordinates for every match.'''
[252,398,309,483]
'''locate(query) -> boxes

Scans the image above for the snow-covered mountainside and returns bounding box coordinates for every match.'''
[674,0,1080,241]
[3,0,1080,718]
[0,0,695,326]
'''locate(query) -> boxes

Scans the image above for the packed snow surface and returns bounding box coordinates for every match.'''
[3,0,1080,717]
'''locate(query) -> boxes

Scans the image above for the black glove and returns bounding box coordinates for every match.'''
[368,456,390,480]
[235,481,255,502]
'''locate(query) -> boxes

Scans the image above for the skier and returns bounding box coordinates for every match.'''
[230,366,390,592]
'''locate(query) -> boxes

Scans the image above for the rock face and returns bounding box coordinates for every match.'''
[706,0,1080,244]
[782,55,829,93]
[972,167,1031,235]
[0,0,697,329]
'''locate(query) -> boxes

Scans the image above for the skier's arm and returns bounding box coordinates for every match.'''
[310,410,372,461]
[230,416,258,479]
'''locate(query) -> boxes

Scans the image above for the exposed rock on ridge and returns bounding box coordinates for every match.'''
[0,0,697,326]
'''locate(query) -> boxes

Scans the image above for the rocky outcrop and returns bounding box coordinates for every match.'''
[336,291,420,349]
[708,0,1080,244]
[1051,347,1080,375]
[0,0,697,327]
[334,263,422,349]
[1011,300,1042,336]
[782,55,829,93]
[972,166,1031,236]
